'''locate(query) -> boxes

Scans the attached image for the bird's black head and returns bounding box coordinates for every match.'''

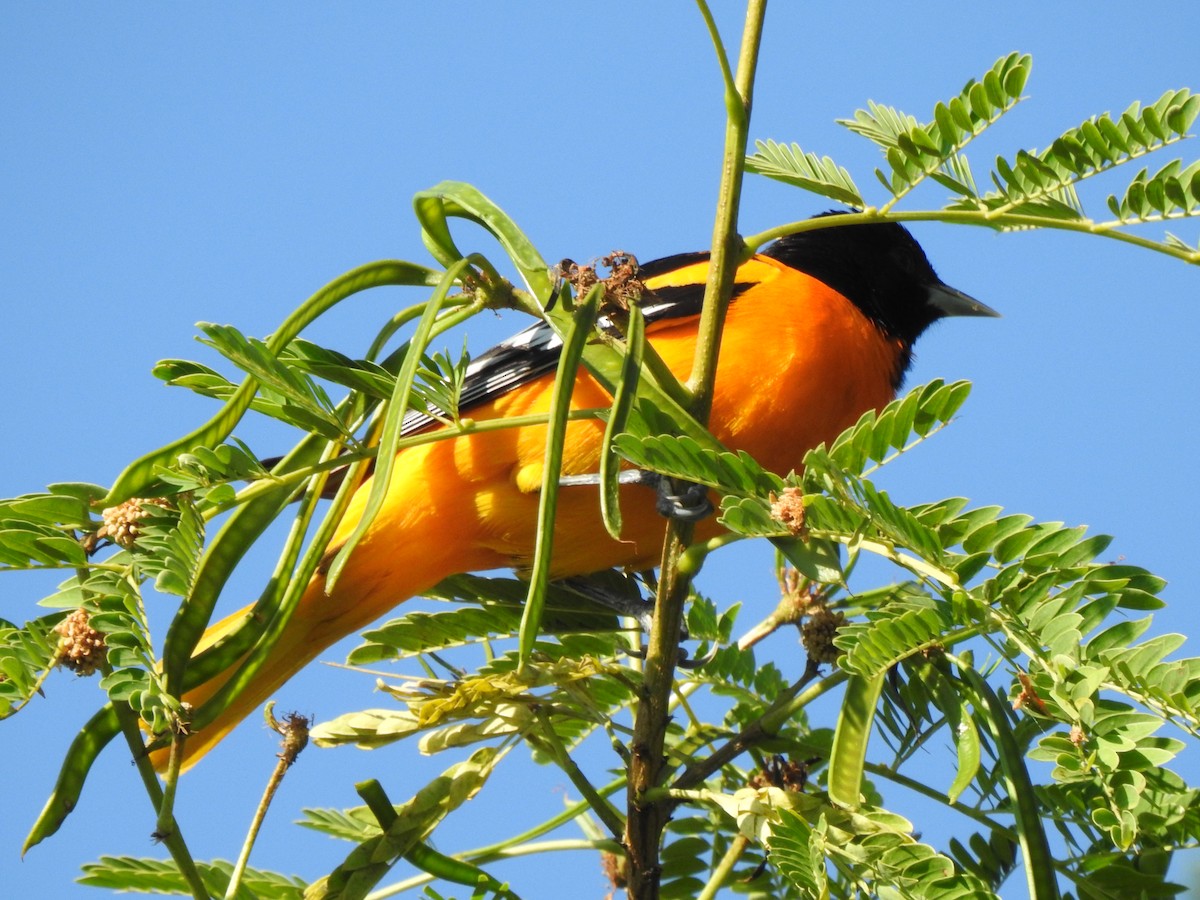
[762,212,998,354]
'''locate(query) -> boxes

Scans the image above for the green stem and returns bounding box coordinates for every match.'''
[533,706,625,840]
[212,404,612,515]
[954,657,1061,900]
[804,529,961,589]
[456,776,625,859]
[676,533,743,578]
[109,699,209,900]
[154,731,186,841]
[364,776,628,898]
[364,294,478,363]
[609,322,696,412]
[517,284,601,669]
[358,779,521,900]
[672,661,839,792]
[324,256,473,592]
[367,839,623,899]
[179,414,360,730]
[861,761,1015,839]
[743,208,1200,264]
[104,259,440,504]
[696,834,750,900]
[686,0,764,414]
[599,303,645,539]
[624,5,767,897]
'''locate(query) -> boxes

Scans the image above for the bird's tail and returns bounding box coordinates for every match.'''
[150,445,505,771]
[148,573,356,773]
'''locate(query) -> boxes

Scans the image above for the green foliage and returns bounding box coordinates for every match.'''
[764,802,999,898]
[845,52,1031,203]
[0,487,98,569]
[972,88,1200,224]
[107,260,444,506]
[306,748,505,900]
[612,376,1200,897]
[4,40,1200,900]
[743,141,863,206]
[195,322,357,443]
[349,575,620,666]
[278,338,398,400]
[154,440,271,504]
[78,856,307,899]
[747,52,1200,261]
[0,612,64,717]
[748,52,1031,211]
[6,205,1199,899]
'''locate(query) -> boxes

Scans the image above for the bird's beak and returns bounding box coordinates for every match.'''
[928,283,1001,318]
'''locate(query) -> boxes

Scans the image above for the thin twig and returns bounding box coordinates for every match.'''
[533,706,625,840]
[366,838,624,900]
[672,661,837,793]
[109,698,210,900]
[224,704,310,900]
[697,834,750,900]
[742,207,1200,265]
[155,731,187,842]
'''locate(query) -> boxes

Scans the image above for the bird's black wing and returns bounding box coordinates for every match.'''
[400,250,728,436]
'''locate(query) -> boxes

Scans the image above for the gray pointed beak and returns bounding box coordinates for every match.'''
[928,282,1001,318]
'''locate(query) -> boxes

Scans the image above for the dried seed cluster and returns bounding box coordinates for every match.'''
[54,608,107,676]
[601,850,628,898]
[268,706,312,767]
[769,487,807,535]
[749,754,811,792]
[97,497,171,548]
[556,250,646,317]
[801,606,847,665]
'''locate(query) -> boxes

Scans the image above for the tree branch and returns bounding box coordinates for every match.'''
[623,2,767,897]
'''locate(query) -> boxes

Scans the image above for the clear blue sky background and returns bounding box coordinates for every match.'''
[3,4,1199,898]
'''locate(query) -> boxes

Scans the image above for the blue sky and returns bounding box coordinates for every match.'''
[3,4,1199,898]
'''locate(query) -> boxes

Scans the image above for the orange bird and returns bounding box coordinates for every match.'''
[164,215,997,769]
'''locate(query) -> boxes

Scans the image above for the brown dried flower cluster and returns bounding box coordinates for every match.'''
[769,487,806,535]
[749,754,811,793]
[601,850,628,899]
[556,250,646,318]
[267,704,312,768]
[96,497,171,549]
[54,608,107,676]
[801,605,847,665]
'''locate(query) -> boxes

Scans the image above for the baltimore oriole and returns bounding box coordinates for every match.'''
[161,215,998,769]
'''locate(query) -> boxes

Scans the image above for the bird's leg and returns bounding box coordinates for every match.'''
[556,575,720,668]
[558,575,658,635]
[557,469,714,522]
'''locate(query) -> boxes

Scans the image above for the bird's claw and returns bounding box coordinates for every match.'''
[652,476,714,522]
[620,641,717,669]
[557,469,713,522]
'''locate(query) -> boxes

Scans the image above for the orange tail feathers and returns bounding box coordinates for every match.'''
[152,575,362,773]
[155,560,449,773]
[152,438,509,772]
[150,602,261,772]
